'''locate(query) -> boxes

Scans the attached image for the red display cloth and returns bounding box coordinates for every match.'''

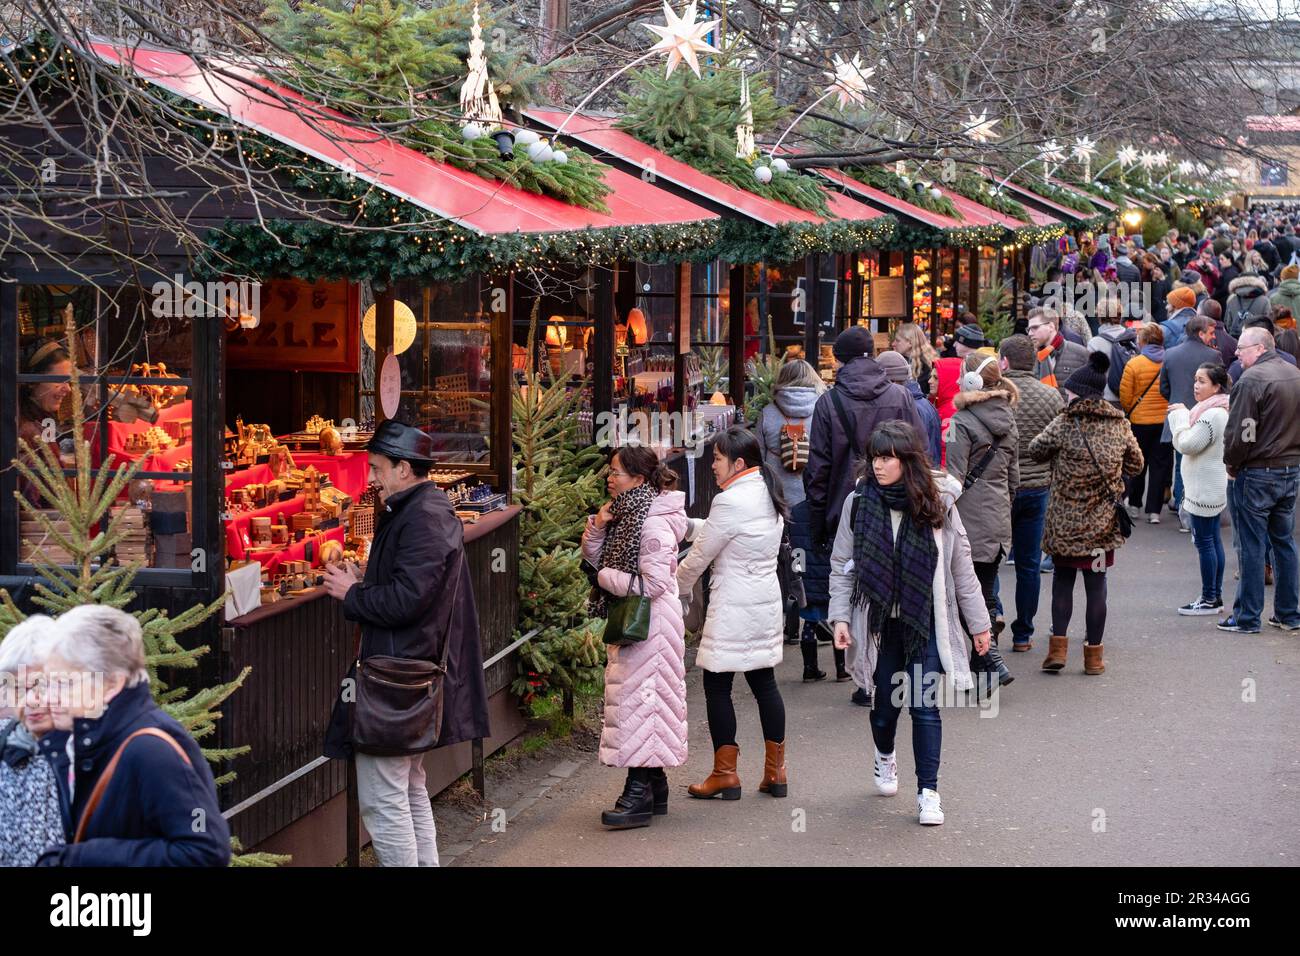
[264,526,344,575]
[290,452,369,499]
[224,463,274,492]
[140,442,194,473]
[104,400,193,464]
[224,495,307,561]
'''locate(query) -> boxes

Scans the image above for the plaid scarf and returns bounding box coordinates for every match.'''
[850,477,937,661]
[590,482,656,617]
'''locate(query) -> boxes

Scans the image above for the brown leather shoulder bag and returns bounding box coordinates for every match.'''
[352,550,463,756]
[74,727,192,843]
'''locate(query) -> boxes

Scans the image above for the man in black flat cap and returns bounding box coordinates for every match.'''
[322,420,489,866]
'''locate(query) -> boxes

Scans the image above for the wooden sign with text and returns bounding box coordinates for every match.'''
[227,279,359,373]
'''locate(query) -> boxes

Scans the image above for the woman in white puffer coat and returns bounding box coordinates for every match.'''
[1166,362,1231,616]
[677,426,788,802]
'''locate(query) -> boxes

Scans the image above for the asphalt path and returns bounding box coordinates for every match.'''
[456,514,1300,866]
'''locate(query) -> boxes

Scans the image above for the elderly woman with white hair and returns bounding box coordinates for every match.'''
[35,605,230,867]
[0,615,70,866]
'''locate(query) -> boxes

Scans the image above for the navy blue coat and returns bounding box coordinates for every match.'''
[788,499,829,617]
[904,379,944,467]
[36,683,230,867]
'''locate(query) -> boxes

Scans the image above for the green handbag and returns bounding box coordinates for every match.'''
[603,572,652,646]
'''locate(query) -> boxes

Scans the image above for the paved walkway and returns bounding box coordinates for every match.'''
[455,516,1300,866]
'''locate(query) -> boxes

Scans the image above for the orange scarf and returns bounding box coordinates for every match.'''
[1037,344,1058,389]
[719,465,759,490]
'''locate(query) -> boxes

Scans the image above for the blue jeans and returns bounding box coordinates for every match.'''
[1232,466,1300,629]
[1189,512,1225,603]
[1172,449,1183,511]
[869,618,942,793]
[1008,487,1050,645]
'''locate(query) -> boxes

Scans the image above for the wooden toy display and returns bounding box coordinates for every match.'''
[123,426,177,456]
[119,362,187,407]
[231,417,282,467]
[20,511,73,565]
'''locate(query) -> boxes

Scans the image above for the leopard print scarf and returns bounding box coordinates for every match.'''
[590,482,656,617]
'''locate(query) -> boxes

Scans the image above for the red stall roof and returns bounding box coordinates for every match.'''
[812,166,965,230]
[87,43,718,236]
[525,108,831,227]
[1000,179,1096,221]
[1050,178,1118,211]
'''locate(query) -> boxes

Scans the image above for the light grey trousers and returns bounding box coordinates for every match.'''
[354,752,439,867]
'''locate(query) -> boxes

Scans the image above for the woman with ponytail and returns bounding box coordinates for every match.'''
[583,446,689,830]
[677,426,790,802]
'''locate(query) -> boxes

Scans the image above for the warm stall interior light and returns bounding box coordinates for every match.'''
[626,307,648,346]
[1123,209,1143,228]
[362,299,417,354]
[546,316,567,347]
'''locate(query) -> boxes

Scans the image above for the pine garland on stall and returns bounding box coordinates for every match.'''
[511,303,608,699]
[260,0,611,211]
[617,58,829,215]
[0,311,285,866]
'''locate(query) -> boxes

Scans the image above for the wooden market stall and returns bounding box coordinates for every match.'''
[0,42,722,863]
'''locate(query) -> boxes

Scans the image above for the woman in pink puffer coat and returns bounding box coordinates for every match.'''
[582,445,688,830]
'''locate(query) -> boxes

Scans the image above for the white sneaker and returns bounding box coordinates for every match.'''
[1147,514,1160,524]
[918,788,944,825]
[872,748,898,796]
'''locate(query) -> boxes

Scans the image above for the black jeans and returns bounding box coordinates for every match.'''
[702,667,785,750]
[869,618,942,793]
[1126,423,1173,515]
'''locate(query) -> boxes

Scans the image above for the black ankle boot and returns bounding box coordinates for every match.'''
[800,638,826,682]
[833,646,850,681]
[602,768,654,829]
[648,767,668,815]
[987,639,1014,686]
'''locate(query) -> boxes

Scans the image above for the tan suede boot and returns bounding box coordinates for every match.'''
[1083,643,1105,675]
[757,740,788,797]
[688,744,741,799]
[1041,635,1069,671]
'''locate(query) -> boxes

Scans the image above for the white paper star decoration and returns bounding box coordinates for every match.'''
[643,1,721,78]
[1116,145,1139,167]
[1038,140,1066,162]
[1177,160,1193,177]
[1138,150,1158,171]
[1071,136,1097,161]
[824,53,875,109]
[964,112,999,144]
[1153,150,1169,168]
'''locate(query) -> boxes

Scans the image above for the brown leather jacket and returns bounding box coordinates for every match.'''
[1224,351,1300,472]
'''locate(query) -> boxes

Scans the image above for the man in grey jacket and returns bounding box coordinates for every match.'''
[1159,315,1223,528]
[998,335,1064,651]
[1220,328,1300,634]
[1028,307,1087,398]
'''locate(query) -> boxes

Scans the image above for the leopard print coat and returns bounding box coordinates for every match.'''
[1028,399,1144,558]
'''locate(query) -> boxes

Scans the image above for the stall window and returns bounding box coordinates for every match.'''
[914,251,937,333]
[509,267,596,443]
[689,259,728,404]
[613,261,677,421]
[362,276,497,473]
[11,282,198,575]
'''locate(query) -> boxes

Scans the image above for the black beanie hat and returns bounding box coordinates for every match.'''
[1062,350,1109,401]
[833,325,875,363]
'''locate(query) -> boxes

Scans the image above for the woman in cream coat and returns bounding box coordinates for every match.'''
[829,420,990,826]
[677,426,788,801]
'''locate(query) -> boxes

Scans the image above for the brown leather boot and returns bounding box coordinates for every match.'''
[757,740,788,797]
[1041,635,1068,671]
[1083,643,1105,675]
[688,744,741,800]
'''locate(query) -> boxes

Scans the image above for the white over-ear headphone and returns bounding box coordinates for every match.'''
[960,355,997,392]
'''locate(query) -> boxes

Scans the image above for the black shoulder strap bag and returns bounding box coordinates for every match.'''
[1075,418,1133,539]
[829,386,861,458]
[353,548,464,756]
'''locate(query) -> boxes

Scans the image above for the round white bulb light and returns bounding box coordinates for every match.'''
[552,150,568,164]
[754,165,773,184]
[527,140,551,161]
[461,122,484,141]
[771,157,790,174]
[514,129,540,146]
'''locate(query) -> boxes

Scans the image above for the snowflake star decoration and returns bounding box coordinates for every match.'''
[643,1,721,78]
[1116,145,1139,167]
[964,111,999,144]
[824,53,875,110]
[1071,136,1097,162]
